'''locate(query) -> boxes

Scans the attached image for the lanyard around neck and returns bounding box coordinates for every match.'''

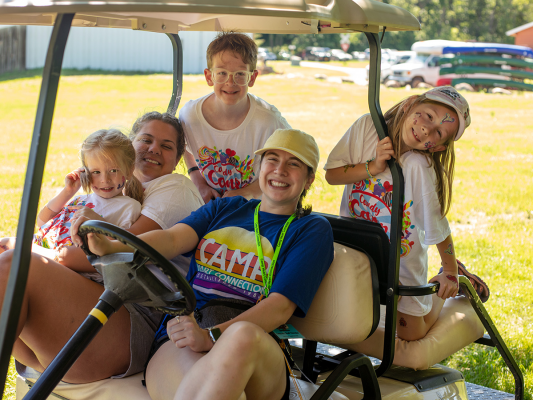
[254,202,296,298]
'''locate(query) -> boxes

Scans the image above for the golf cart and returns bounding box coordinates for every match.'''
[0,1,524,399]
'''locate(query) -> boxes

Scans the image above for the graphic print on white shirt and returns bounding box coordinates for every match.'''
[180,93,291,195]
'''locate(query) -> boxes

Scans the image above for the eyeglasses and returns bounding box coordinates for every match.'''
[210,68,254,86]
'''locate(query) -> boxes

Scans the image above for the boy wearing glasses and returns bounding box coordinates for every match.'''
[180,31,291,203]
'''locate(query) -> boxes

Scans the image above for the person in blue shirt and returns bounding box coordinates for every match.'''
[87,128,335,400]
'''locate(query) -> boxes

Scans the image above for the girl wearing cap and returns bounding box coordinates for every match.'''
[325,87,489,342]
[87,128,334,400]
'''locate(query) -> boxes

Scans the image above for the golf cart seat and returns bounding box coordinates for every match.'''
[16,367,350,400]
[315,214,485,372]
[16,241,375,400]
[336,296,485,370]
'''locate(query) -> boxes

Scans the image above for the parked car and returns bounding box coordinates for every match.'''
[365,50,414,83]
[278,50,291,60]
[330,49,353,61]
[258,47,277,60]
[351,51,366,60]
[387,53,440,87]
[303,46,331,61]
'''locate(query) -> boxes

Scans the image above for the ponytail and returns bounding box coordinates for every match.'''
[295,165,314,219]
[124,175,144,205]
[296,186,312,219]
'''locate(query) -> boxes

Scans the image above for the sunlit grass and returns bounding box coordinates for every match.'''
[1,69,532,398]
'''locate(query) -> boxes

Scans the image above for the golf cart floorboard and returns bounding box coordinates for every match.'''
[466,383,514,400]
[289,341,513,399]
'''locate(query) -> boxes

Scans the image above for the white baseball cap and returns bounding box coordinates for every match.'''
[423,86,471,140]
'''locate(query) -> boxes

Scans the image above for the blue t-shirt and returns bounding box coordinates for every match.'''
[183,197,334,318]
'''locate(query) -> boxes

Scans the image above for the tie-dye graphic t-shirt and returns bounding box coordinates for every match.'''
[325,114,451,317]
[182,197,334,317]
[180,93,291,195]
[33,193,141,251]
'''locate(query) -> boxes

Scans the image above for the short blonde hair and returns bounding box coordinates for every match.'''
[206,31,258,71]
[80,129,143,204]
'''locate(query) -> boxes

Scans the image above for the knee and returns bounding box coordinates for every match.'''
[221,322,264,351]
[0,250,14,282]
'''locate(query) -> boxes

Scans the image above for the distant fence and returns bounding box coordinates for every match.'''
[0,26,25,74]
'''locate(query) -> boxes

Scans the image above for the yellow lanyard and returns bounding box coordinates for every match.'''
[254,202,296,298]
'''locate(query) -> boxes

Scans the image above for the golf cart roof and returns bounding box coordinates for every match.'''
[0,0,420,34]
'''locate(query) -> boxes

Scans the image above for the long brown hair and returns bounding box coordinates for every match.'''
[384,96,457,217]
[80,129,144,204]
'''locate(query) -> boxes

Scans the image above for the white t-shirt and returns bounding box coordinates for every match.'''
[142,173,204,276]
[33,193,141,251]
[324,114,451,317]
[180,93,291,195]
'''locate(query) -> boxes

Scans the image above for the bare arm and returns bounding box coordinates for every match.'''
[87,222,199,261]
[37,169,83,226]
[167,292,297,352]
[429,234,459,299]
[325,136,395,185]
[185,151,221,203]
[64,211,164,271]
[325,163,372,185]
[222,179,262,200]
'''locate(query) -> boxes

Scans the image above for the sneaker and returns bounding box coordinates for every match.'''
[439,259,490,303]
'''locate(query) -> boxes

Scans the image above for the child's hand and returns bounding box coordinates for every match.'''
[429,271,459,300]
[197,179,221,204]
[86,232,114,256]
[64,168,84,195]
[70,208,106,247]
[369,137,396,176]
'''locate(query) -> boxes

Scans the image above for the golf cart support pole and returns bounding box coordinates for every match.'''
[166,33,183,115]
[0,13,74,398]
[460,277,524,399]
[24,290,123,400]
[364,31,404,378]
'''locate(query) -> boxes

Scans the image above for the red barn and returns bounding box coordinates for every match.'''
[507,22,533,50]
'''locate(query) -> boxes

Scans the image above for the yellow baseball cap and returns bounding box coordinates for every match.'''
[255,129,320,172]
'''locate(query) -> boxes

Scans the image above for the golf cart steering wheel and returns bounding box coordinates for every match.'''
[78,220,196,316]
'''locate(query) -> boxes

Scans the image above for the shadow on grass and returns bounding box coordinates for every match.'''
[0,68,174,83]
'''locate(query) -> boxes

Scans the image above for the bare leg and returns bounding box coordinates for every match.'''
[146,322,287,400]
[396,294,446,341]
[145,342,204,400]
[0,250,131,383]
[0,237,16,254]
[179,322,286,400]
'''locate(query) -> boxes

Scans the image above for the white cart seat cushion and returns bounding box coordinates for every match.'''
[288,243,376,344]
[16,370,349,400]
[16,372,151,400]
[335,296,485,370]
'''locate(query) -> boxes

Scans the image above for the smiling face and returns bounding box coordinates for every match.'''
[401,102,459,154]
[84,152,126,199]
[259,150,315,215]
[132,120,180,183]
[204,51,258,107]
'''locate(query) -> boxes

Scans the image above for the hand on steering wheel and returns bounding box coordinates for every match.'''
[78,220,196,316]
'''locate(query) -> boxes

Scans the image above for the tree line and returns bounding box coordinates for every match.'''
[256,0,533,52]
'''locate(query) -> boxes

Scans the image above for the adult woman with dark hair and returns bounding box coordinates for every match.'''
[0,111,203,382]
[87,128,335,400]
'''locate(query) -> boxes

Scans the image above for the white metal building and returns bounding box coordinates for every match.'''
[25,26,219,73]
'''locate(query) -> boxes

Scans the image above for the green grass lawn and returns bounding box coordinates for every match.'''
[0,69,532,398]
